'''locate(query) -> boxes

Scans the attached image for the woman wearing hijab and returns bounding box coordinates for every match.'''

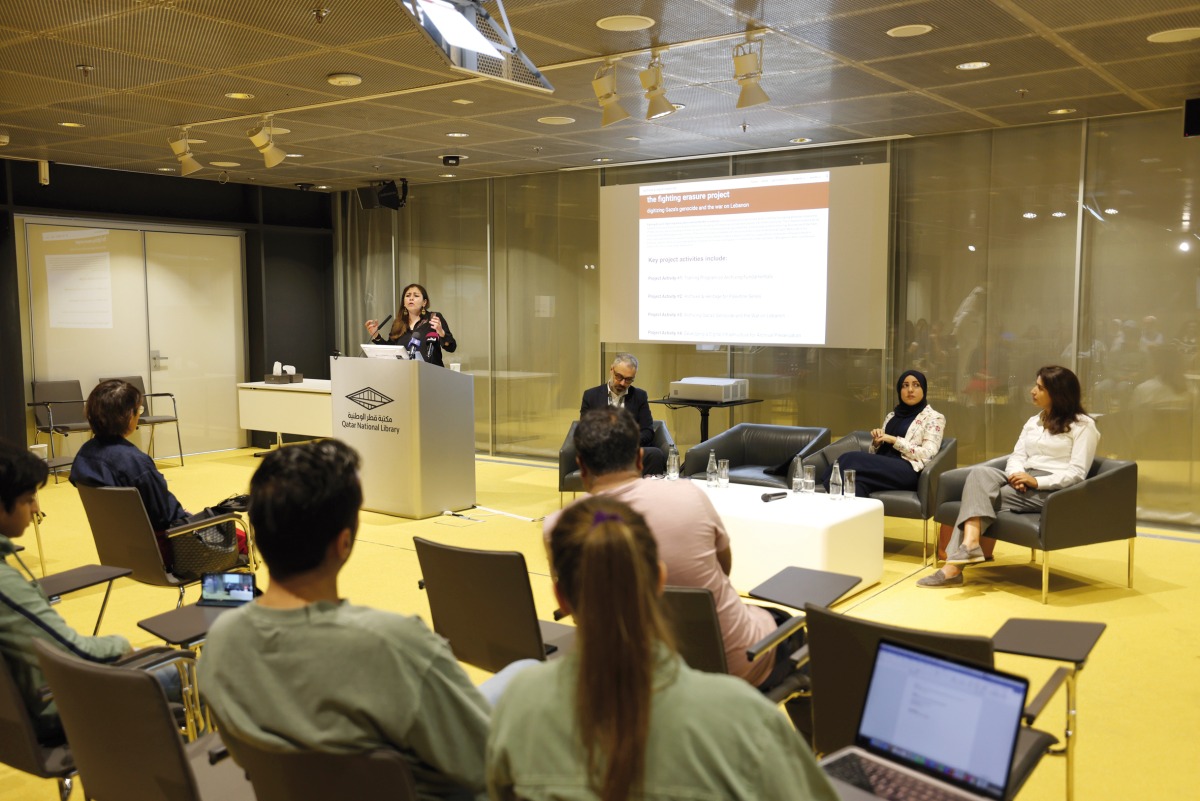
[831,370,945,497]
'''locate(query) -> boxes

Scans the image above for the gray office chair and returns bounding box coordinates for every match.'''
[99,375,184,466]
[803,605,1069,801]
[0,654,75,801]
[77,485,247,608]
[414,536,574,674]
[558,419,675,503]
[933,456,1137,603]
[29,380,91,481]
[33,641,254,801]
[804,432,958,564]
[217,722,418,801]
[681,423,831,490]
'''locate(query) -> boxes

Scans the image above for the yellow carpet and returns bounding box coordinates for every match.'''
[3,449,1198,799]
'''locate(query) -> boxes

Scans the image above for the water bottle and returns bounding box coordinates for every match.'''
[706,450,718,487]
[667,444,680,480]
[791,455,803,493]
[829,462,843,499]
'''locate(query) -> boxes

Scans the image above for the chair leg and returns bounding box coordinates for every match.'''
[1042,552,1050,605]
[174,420,185,467]
[92,580,117,635]
[1127,537,1135,588]
[922,519,929,565]
[57,775,73,801]
[177,585,186,609]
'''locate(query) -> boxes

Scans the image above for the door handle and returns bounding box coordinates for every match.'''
[151,350,169,371]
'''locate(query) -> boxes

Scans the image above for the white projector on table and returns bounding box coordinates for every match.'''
[668,377,749,403]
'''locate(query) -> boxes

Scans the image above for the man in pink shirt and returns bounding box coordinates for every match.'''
[545,408,799,690]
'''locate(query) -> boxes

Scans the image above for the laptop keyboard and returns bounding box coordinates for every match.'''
[825,753,963,801]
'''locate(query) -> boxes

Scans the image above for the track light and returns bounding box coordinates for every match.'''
[247,117,287,168]
[733,40,769,108]
[168,128,202,176]
[639,55,677,120]
[591,63,630,127]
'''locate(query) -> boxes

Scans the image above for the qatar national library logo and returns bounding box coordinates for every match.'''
[346,387,393,411]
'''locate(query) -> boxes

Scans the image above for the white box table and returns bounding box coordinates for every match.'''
[696,480,883,596]
[236,380,332,444]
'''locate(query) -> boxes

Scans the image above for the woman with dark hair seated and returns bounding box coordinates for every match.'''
[918,365,1099,588]
[70,379,246,576]
[487,495,836,801]
[831,369,945,497]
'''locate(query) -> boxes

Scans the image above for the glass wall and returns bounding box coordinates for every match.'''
[335,108,1200,526]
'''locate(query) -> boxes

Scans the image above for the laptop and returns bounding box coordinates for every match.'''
[196,572,257,608]
[360,342,410,359]
[820,639,1028,801]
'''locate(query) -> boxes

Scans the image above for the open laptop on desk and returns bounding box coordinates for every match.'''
[196,572,257,608]
[821,639,1027,801]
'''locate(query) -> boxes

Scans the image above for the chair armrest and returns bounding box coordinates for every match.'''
[558,422,579,482]
[683,428,742,474]
[165,512,241,537]
[1040,461,1137,548]
[916,438,958,517]
[1023,665,1073,725]
[116,647,198,671]
[652,421,675,451]
[763,666,811,705]
[804,431,870,486]
[935,455,1008,508]
[25,400,85,408]
[143,392,176,399]
[746,614,806,663]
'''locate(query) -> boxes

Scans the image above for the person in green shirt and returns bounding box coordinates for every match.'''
[487,495,838,801]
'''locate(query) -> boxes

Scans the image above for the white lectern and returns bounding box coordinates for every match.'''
[330,356,475,519]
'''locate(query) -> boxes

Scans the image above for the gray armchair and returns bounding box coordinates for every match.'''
[933,456,1137,603]
[681,423,831,490]
[558,419,675,502]
[805,431,957,564]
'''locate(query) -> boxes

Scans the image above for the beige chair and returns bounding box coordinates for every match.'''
[29,380,91,481]
[217,722,418,801]
[77,485,249,608]
[33,640,254,801]
[99,375,184,466]
[0,654,75,800]
[414,536,574,674]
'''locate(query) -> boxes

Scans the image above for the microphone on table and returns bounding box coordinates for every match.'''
[423,328,440,362]
[761,492,788,502]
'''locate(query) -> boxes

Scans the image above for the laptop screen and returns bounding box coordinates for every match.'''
[198,572,257,607]
[360,343,410,359]
[856,640,1027,800]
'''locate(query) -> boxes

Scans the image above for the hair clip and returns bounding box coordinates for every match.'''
[591,510,621,527]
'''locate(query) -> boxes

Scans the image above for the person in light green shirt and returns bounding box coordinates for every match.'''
[486,496,838,801]
[199,440,491,801]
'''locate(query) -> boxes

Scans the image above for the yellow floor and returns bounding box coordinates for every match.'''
[4,448,1198,800]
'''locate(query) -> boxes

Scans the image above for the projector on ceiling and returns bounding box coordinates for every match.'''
[668,377,749,403]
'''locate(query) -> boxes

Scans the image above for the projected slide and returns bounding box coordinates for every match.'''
[638,172,829,344]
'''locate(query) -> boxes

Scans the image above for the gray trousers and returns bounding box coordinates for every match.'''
[948,467,1051,551]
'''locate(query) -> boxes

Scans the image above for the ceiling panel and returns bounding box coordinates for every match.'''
[1010,0,1200,31]
[979,93,1148,125]
[1057,10,1200,62]
[868,36,1083,88]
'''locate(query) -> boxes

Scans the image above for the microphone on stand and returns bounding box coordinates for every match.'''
[423,329,440,363]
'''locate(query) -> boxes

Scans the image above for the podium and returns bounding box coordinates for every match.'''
[331,356,475,519]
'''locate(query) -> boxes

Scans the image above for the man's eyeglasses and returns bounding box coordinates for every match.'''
[611,370,636,385]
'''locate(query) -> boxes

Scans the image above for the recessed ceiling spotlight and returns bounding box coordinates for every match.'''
[326,72,362,86]
[537,116,576,125]
[1104,208,1119,215]
[596,15,655,31]
[887,24,933,38]
[1048,108,1076,115]
[1052,211,1067,218]
[286,153,303,158]
[1180,241,1192,252]
[210,161,241,168]
[225,92,255,100]
[1147,27,1200,43]
[592,157,614,163]
[438,173,457,178]
[156,167,175,172]
[451,98,474,105]
[956,61,990,70]
[58,121,85,127]
[967,245,976,252]
[790,137,811,144]
[316,185,330,190]
[446,132,470,138]
[1023,212,1038,219]
[625,136,641,141]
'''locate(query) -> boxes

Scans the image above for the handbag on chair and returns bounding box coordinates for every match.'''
[169,519,242,580]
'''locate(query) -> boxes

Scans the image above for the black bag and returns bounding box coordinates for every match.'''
[169,519,241,580]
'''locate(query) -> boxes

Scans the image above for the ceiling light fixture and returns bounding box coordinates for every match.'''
[1147,27,1200,43]
[955,61,990,70]
[58,122,85,128]
[639,54,676,120]
[596,15,655,32]
[1052,211,1067,218]
[247,116,287,168]
[887,24,933,38]
[1104,208,1119,215]
[537,116,576,125]
[168,127,203,177]
[225,92,255,100]
[210,161,240,168]
[732,39,769,109]
[326,72,363,86]
[592,62,631,126]
[1022,212,1038,219]
[446,131,470,138]
[790,137,811,144]
[1048,108,1076,115]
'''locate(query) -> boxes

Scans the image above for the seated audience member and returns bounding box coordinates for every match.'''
[200,439,510,801]
[547,408,797,690]
[0,439,131,741]
[69,379,245,573]
[489,496,838,801]
[580,353,666,476]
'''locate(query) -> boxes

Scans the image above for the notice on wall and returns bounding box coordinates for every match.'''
[46,252,113,329]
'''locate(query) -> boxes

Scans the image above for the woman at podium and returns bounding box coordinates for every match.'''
[364,283,457,367]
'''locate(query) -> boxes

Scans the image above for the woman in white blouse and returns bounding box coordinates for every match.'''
[918,365,1099,588]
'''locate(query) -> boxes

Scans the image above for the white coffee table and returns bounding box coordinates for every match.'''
[696,480,883,596]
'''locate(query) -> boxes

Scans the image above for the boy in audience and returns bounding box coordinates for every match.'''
[199,439,492,801]
[0,439,131,742]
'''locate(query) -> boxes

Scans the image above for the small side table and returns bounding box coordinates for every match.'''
[649,397,762,441]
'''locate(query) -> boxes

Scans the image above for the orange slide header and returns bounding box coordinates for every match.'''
[640,182,829,219]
